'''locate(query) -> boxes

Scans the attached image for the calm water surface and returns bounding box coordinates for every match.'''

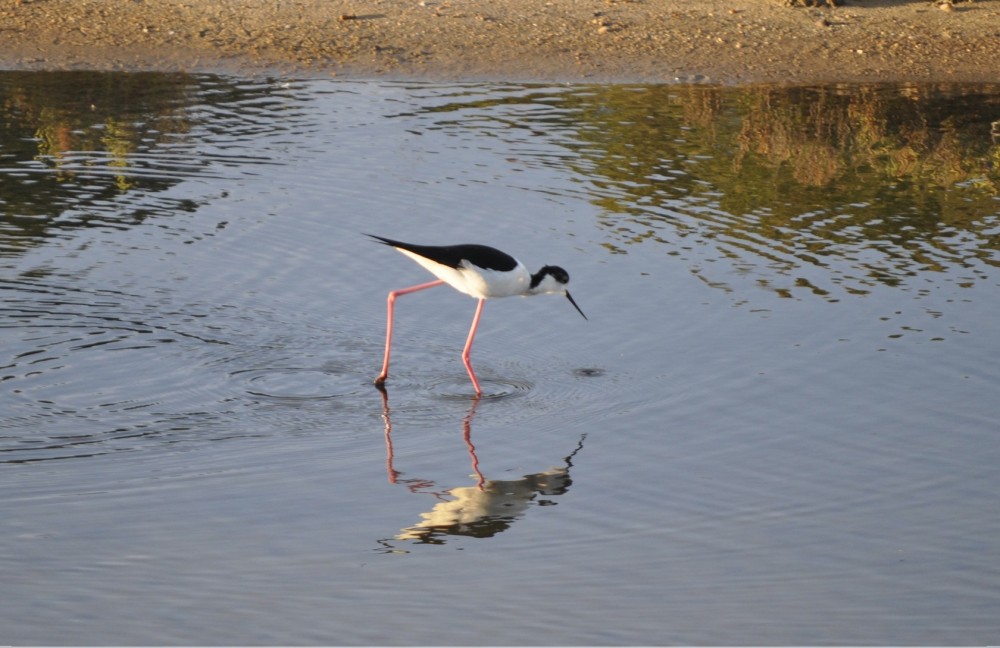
[2,72,999,644]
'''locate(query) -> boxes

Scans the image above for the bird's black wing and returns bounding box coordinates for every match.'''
[367,234,518,272]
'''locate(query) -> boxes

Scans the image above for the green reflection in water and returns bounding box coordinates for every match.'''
[4,75,999,301]
[0,71,294,257]
[421,83,1000,299]
[0,72,198,251]
[562,84,1000,298]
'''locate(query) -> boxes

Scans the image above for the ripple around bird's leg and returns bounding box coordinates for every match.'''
[424,374,533,402]
[231,366,366,403]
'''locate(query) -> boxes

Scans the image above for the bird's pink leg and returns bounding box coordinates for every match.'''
[375,279,445,387]
[462,298,486,396]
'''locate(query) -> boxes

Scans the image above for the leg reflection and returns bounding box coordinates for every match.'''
[378,385,483,491]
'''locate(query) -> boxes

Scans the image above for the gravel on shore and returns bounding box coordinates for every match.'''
[2,0,999,83]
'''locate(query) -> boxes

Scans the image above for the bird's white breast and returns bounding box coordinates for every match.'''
[458,261,530,298]
[397,248,529,299]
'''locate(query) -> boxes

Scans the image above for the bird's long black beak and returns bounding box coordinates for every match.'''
[565,291,587,320]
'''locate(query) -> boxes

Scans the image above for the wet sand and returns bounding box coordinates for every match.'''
[1,0,999,83]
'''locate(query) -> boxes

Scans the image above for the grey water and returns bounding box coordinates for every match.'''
[2,72,999,645]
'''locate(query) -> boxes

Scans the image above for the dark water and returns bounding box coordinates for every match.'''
[2,72,999,644]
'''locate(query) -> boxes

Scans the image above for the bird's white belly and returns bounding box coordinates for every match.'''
[398,249,529,299]
[457,263,530,298]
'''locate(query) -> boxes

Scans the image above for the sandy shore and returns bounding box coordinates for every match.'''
[1,0,998,83]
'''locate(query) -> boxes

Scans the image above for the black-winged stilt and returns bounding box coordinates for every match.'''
[368,234,586,395]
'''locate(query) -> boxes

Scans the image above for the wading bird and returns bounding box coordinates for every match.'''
[369,234,586,395]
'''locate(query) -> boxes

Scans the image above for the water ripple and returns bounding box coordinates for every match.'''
[2,75,999,645]
[232,366,368,403]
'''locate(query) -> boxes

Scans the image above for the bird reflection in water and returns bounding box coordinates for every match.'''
[376,387,585,549]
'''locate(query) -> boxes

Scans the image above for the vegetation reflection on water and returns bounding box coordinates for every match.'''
[415,83,1000,302]
[3,73,998,309]
[0,71,300,254]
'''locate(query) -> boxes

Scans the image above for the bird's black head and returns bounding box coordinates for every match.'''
[530,265,570,289]
[530,265,586,320]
